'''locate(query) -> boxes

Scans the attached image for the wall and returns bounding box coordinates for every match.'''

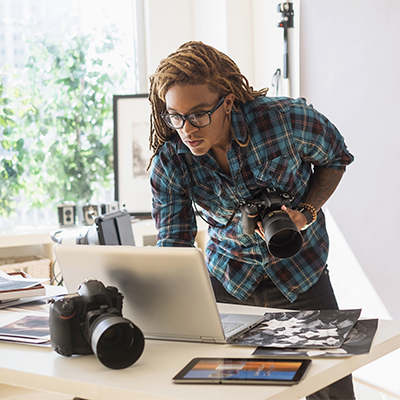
[138,0,300,96]
[300,0,400,319]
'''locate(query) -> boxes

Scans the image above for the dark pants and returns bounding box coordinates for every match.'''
[210,269,355,400]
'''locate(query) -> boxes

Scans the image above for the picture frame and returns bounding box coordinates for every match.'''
[113,94,153,216]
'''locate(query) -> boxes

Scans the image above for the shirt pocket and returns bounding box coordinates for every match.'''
[252,153,300,191]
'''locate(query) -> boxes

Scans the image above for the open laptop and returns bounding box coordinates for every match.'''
[54,245,264,344]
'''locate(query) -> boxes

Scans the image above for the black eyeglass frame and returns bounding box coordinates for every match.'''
[161,96,226,129]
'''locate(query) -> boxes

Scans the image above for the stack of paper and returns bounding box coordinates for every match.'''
[231,309,377,358]
[231,309,361,348]
[0,270,46,303]
[251,319,378,358]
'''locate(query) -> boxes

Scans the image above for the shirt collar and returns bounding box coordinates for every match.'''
[230,105,249,145]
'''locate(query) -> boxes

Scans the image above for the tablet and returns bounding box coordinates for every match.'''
[172,357,311,385]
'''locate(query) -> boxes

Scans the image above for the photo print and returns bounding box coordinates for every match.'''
[232,309,361,349]
[252,319,378,357]
[114,94,153,214]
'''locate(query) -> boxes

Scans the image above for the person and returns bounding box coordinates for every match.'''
[148,41,355,399]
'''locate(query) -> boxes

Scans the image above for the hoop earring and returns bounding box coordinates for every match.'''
[230,124,250,148]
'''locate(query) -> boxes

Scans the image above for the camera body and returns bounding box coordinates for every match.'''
[240,188,303,258]
[49,280,144,369]
[82,204,99,226]
[57,203,76,227]
[49,280,122,356]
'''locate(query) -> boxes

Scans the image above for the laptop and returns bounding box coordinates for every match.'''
[54,245,264,344]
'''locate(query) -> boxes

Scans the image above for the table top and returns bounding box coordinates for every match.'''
[0,301,400,400]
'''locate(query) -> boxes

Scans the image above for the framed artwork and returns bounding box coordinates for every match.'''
[113,94,153,216]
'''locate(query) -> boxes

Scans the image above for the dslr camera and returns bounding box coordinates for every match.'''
[49,279,145,369]
[240,188,303,258]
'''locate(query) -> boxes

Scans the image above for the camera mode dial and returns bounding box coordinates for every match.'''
[60,299,75,318]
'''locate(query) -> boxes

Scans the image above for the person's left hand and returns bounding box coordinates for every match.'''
[255,205,308,239]
[281,205,307,230]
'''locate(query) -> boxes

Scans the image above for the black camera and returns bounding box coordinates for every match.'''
[48,279,145,369]
[240,188,303,258]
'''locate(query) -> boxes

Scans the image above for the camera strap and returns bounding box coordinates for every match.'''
[184,152,240,229]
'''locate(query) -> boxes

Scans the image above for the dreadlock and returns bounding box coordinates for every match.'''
[148,41,269,167]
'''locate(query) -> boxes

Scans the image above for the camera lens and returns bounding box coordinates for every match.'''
[269,229,297,247]
[262,210,303,258]
[97,324,132,357]
[90,314,145,369]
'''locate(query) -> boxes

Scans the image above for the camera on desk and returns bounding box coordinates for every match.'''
[48,279,145,369]
[57,203,76,227]
[58,202,99,227]
[100,201,119,215]
[82,204,99,226]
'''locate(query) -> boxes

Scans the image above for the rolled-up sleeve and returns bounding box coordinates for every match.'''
[290,98,354,170]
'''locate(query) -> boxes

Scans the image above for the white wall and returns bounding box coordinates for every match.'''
[300,0,400,320]
[140,0,300,96]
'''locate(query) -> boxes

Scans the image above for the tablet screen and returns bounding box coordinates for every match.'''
[173,357,311,385]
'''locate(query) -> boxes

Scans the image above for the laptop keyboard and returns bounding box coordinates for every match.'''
[222,321,244,334]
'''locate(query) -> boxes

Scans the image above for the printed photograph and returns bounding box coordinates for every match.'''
[252,319,378,357]
[0,315,50,339]
[232,309,361,349]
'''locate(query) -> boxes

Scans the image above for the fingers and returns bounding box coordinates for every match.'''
[281,205,307,230]
[255,221,265,240]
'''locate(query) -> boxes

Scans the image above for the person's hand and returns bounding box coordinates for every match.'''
[255,221,265,240]
[281,205,307,230]
[255,206,307,238]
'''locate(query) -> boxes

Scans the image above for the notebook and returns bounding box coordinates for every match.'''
[54,245,264,344]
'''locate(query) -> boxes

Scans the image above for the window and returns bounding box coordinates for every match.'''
[0,0,138,230]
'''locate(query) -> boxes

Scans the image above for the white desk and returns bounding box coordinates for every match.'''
[0,302,400,400]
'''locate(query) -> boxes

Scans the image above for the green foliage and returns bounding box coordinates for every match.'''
[0,80,27,217]
[0,28,127,217]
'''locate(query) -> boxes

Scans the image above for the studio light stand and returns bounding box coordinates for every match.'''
[277,2,294,79]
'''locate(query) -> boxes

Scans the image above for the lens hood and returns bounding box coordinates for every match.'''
[90,314,145,369]
[262,210,303,258]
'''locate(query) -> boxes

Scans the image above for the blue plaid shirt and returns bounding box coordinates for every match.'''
[151,97,354,302]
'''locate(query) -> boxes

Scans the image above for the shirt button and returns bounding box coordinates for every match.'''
[239,185,244,190]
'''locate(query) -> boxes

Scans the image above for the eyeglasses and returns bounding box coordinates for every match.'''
[161,96,225,129]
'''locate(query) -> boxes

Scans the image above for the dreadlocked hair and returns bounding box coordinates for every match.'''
[148,41,269,167]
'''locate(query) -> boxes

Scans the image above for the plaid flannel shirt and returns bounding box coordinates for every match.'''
[150,96,354,302]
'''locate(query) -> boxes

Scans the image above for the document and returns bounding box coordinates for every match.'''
[0,270,46,302]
